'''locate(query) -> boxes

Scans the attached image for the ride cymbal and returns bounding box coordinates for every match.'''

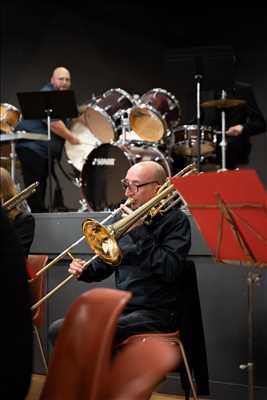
[201,99,246,109]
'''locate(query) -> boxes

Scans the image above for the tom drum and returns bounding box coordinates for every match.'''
[0,103,21,133]
[82,88,135,144]
[129,88,181,142]
[173,125,215,157]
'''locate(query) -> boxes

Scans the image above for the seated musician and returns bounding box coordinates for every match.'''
[49,160,191,346]
[0,167,35,257]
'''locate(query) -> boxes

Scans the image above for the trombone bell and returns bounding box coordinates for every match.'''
[83,219,122,266]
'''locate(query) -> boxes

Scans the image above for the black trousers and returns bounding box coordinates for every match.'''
[16,147,49,212]
[48,308,178,348]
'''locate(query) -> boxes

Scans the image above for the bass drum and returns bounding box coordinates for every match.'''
[80,143,171,211]
[129,88,181,142]
[65,119,101,174]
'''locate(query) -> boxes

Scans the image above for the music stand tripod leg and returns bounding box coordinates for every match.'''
[240,270,261,400]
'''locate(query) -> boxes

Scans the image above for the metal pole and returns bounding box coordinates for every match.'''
[220,90,227,170]
[195,75,202,173]
[46,109,53,212]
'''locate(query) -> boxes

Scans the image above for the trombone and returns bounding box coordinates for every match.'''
[31,163,196,310]
[3,181,39,210]
[31,199,133,310]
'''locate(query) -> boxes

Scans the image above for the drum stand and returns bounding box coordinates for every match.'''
[9,140,17,181]
[118,110,130,145]
[194,73,203,173]
[44,109,53,212]
[219,90,227,171]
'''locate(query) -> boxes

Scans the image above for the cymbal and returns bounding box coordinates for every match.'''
[201,99,246,109]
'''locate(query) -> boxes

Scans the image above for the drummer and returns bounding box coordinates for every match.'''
[15,66,80,212]
[172,81,266,172]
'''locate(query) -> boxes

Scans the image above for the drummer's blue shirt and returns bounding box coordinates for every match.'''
[15,83,68,159]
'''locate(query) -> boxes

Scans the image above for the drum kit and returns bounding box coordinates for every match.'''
[1,91,246,212]
[65,87,182,211]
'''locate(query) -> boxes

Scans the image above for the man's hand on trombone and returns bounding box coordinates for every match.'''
[68,258,86,278]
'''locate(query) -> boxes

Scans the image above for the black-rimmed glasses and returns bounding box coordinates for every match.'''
[121,179,159,194]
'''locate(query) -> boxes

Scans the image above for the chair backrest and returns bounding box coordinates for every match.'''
[27,254,48,326]
[40,287,132,400]
[108,333,181,400]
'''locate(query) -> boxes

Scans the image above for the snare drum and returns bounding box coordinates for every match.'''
[82,88,135,144]
[173,125,215,157]
[80,142,171,211]
[0,103,21,133]
[129,88,181,142]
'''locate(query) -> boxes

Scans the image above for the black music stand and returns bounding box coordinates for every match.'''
[168,46,234,171]
[17,90,78,212]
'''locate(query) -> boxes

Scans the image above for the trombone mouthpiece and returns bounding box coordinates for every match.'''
[124,198,134,207]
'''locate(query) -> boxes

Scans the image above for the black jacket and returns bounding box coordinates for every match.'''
[79,208,191,313]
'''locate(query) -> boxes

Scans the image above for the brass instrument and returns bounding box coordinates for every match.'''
[31,163,196,311]
[3,182,39,211]
[31,199,133,310]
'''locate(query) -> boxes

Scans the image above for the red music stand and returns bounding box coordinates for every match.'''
[172,168,267,400]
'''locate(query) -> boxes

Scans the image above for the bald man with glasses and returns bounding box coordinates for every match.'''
[49,161,191,347]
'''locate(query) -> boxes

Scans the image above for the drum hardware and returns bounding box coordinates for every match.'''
[201,94,247,170]
[119,110,131,144]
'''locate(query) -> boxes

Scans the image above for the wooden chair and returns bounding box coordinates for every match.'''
[40,288,132,400]
[108,332,184,400]
[27,254,48,372]
[39,288,181,400]
[113,331,198,400]
[110,259,210,400]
